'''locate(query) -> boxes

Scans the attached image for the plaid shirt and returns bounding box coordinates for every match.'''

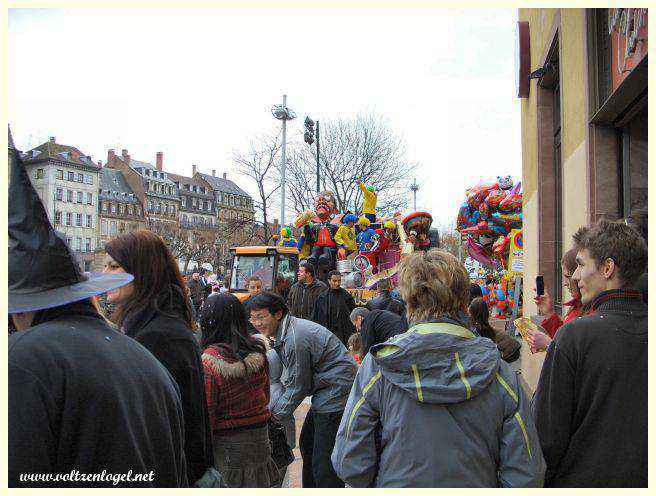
[202,344,271,432]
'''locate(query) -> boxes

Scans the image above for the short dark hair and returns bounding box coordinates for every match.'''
[469,282,483,303]
[578,219,648,286]
[248,276,262,283]
[248,291,288,316]
[300,262,315,278]
[328,270,341,279]
[572,226,590,249]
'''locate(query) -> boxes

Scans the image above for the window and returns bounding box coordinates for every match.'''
[201,187,206,194]
[35,168,44,179]
[110,220,117,235]
[181,196,186,208]
[68,171,75,181]
[86,192,93,205]
[77,173,84,182]
[146,169,151,176]
[101,219,108,235]
[56,188,63,201]
[192,198,197,208]
[111,203,116,214]
[204,201,209,211]
[182,214,188,224]
[84,261,92,272]
[86,214,93,228]
[77,191,83,203]
[56,169,63,180]
[102,201,108,212]
[66,189,72,202]
[66,236,73,246]
[119,222,125,233]
[148,200,153,212]
[85,174,93,185]
[128,205,133,215]
[74,237,82,251]
[55,211,62,224]
[76,213,82,226]
[85,238,92,252]
[118,204,124,215]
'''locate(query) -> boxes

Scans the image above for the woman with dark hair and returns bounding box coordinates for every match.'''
[469,297,521,363]
[103,230,214,486]
[200,292,280,488]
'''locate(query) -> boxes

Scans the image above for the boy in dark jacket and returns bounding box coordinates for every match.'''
[312,270,357,345]
[287,262,327,320]
[533,220,648,487]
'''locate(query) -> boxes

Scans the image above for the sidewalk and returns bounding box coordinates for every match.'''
[285,398,311,488]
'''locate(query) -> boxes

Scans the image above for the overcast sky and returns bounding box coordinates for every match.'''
[9,7,521,228]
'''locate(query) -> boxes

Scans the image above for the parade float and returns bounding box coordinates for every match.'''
[228,183,440,305]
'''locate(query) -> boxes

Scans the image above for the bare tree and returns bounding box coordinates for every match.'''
[233,131,282,242]
[285,113,417,218]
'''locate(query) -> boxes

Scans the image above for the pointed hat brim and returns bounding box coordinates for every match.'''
[8,272,134,314]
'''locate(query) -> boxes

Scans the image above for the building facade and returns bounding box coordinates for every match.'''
[196,170,255,223]
[21,137,100,271]
[98,167,148,246]
[169,167,217,229]
[106,149,181,229]
[517,8,648,389]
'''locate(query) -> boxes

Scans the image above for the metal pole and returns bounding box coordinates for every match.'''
[280,94,287,225]
[413,190,417,211]
[316,121,320,193]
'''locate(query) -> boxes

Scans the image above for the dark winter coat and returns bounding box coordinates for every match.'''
[360,309,408,356]
[532,289,647,487]
[124,303,213,485]
[8,303,187,487]
[187,278,205,308]
[287,279,328,320]
[365,291,405,317]
[312,287,357,345]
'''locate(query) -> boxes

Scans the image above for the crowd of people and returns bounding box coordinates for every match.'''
[8,141,648,488]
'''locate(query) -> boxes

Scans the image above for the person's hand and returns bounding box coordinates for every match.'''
[526,327,552,353]
[533,289,554,317]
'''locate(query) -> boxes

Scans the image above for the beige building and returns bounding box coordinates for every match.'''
[518,8,647,389]
[21,137,101,271]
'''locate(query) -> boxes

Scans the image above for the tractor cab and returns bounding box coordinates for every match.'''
[228,246,299,302]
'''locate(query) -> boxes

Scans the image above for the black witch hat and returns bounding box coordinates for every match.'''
[8,127,133,314]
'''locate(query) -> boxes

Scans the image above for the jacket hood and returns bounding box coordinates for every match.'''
[371,320,499,404]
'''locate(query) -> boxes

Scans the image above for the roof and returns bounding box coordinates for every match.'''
[168,173,215,199]
[129,159,176,186]
[197,172,250,197]
[99,168,140,203]
[21,139,99,169]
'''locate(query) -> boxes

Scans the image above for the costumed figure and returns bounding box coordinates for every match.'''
[335,213,358,259]
[294,191,340,270]
[401,212,433,252]
[357,180,378,224]
[296,222,315,260]
[277,226,297,247]
[355,217,380,272]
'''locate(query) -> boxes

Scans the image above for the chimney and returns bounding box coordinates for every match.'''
[98,160,103,167]
[223,172,227,180]
[212,169,216,177]
[108,149,115,162]
[121,149,129,159]
[192,164,197,175]
[49,136,56,143]
[156,151,163,171]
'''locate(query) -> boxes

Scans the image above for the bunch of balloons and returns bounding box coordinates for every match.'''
[456,175,522,268]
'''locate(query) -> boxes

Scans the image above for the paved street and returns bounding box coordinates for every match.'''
[285,398,311,488]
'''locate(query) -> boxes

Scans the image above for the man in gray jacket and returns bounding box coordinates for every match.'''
[332,249,545,487]
[249,291,356,488]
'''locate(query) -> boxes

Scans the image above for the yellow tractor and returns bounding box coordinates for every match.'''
[227,246,299,301]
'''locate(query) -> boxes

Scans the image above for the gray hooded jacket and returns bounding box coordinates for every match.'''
[331,320,545,487]
[271,314,356,418]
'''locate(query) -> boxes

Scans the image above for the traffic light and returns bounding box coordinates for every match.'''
[304,116,315,145]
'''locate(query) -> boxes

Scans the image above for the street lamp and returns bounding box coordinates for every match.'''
[410,177,420,211]
[271,94,296,225]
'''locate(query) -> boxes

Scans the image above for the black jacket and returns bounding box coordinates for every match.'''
[366,291,405,317]
[287,279,328,320]
[360,309,408,356]
[125,303,213,485]
[532,289,647,487]
[187,279,204,308]
[312,287,357,345]
[8,304,187,487]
